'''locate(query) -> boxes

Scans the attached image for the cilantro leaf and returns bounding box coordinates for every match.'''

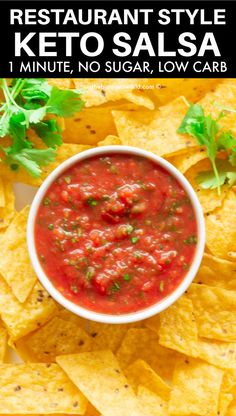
[196,159,236,190]
[178,104,221,194]
[0,79,85,177]
[217,131,236,152]
[46,87,84,117]
[4,147,56,178]
[33,119,62,147]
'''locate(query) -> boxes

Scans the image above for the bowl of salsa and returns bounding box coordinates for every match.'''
[27,146,205,323]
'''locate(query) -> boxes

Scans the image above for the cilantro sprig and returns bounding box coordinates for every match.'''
[178,104,236,194]
[0,78,85,177]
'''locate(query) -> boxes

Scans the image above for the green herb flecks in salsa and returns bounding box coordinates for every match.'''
[35,153,197,315]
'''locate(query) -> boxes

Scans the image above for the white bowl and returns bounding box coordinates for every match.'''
[27,145,205,324]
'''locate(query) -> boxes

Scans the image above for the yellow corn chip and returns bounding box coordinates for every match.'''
[73,78,154,109]
[205,190,236,259]
[159,297,199,357]
[169,357,223,416]
[199,80,236,119]
[158,294,236,370]
[167,147,207,174]
[0,323,7,362]
[0,276,58,341]
[222,370,236,392]
[0,206,37,303]
[187,283,236,342]
[144,314,160,334]
[0,363,87,414]
[185,159,228,213]
[84,403,101,416]
[149,78,220,107]
[15,317,92,363]
[88,322,130,353]
[48,78,75,90]
[137,385,168,416]
[63,108,117,146]
[56,308,87,328]
[98,135,121,147]
[195,253,236,290]
[125,359,170,399]
[218,393,233,416]
[57,350,144,416]
[116,328,180,381]
[113,97,198,158]
[198,339,236,371]
[0,181,15,230]
[0,178,6,207]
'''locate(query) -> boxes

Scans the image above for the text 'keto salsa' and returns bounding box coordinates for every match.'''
[35,153,197,314]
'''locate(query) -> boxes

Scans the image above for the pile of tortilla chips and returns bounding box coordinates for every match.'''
[1,77,236,415]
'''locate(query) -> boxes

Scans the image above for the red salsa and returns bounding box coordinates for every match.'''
[35,153,197,314]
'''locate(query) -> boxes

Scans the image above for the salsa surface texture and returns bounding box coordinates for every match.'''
[35,153,197,314]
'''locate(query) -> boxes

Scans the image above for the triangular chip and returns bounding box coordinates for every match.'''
[116,328,180,381]
[195,253,236,290]
[0,363,87,414]
[15,317,92,362]
[0,180,15,230]
[205,190,236,259]
[0,276,58,341]
[125,359,170,399]
[0,206,37,302]
[113,97,197,158]
[187,283,236,342]
[137,385,168,416]
[57,350,144,416]
[169,357,223,416]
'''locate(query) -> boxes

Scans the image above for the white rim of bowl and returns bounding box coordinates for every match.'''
[27,145,205,324]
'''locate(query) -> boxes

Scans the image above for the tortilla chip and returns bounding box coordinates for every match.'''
[57,350,143,416]
[113,97,198,158]
[0,180,15,230]
[167,147,207,174]
[98,135,121,147]
[84,402,101,416]
[195,253,236,290]
[157,293,236,370]
[169,357,223,416]
[137,385,168,416]
[0,363,87,414]
[159,297,199,357]
[0,178,6,207]
[222,370,236,392]
[218,393,234,416]
[63,108,117,146]
[116,328,180,381]
[87,322,132,353]
[73,79,154,109]
[185,159,228,214]
[149,79,220,107]
[227,402,236,416]
[187,283,236,342]
[0,206,37,303]
[56,309,87,328]
[0,323,7,362]
[205,190,236,259]
[0,277,58,341]
[48,78,75,90]
[15,317,92,363]
[0,144,91,187]
[199,80,236,119]
[144,314,160,335]
[198,339,236,371]
[125,359,170,399]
